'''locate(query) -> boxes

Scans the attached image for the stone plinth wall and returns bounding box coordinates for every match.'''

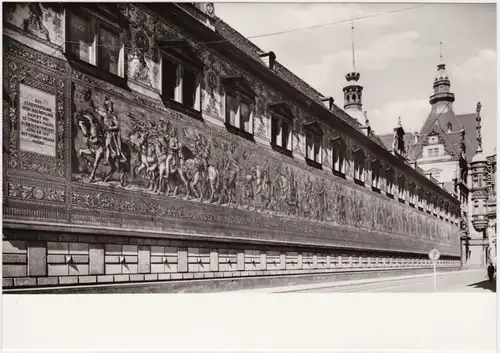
[3,230,461,289]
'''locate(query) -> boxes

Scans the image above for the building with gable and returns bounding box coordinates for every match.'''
[3,3,463,291]
[379,59,496,269]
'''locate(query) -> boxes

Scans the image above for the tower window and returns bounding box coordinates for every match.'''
[352,93,357,101]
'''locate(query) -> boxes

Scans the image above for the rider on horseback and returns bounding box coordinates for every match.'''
[165,125,181,176]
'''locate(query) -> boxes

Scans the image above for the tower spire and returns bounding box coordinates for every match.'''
[351,22,356,70]
[440,41,443,62]
[476,101,483,152]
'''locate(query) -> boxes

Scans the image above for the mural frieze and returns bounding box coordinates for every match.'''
[69,82,458,245]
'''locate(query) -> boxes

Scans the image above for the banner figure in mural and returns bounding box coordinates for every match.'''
[76,92,130,186]
[218,144,239,206]
[98,96,127,164]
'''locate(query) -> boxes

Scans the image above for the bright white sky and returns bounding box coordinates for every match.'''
[216,2,497,155]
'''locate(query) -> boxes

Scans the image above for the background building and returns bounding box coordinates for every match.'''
[3,3,462,289]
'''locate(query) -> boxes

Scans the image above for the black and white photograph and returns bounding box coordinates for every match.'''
[1,1,497,351]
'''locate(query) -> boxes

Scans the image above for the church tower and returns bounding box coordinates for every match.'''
[429,42,455,114]
[343,23,365,124]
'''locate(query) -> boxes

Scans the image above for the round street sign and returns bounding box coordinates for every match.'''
[428,248,441,261]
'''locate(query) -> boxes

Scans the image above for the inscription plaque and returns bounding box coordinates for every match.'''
[19,84,57,157]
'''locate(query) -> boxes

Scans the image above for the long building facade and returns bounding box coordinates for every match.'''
[2,3,462,289]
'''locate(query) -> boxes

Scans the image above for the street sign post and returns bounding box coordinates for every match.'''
[428,248,441,292]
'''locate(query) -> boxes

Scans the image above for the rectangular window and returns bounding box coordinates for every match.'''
[98,24,120,75]
[306,133,322,164]
[398,179,405,200]
[67,9,124,77]
[332,146,346,174]
[354,159,365,182]
[271,115,292,151]
[314,137,321,162]
[182,69,197,109]
[371,161,380,189]
[225,93,253,134]
[162,59,200,110]
[240,101,252,133]
[68,12,92,64]
[162,59,177,100]
[226,93,238,127]
[428,147,440,157]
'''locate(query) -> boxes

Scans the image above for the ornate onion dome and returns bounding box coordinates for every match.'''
[343,23,364,124]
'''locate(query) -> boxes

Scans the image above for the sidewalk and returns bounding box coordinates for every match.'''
[233,268,485,293]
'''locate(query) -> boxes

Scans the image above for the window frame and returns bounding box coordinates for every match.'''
[371,159,381,192]
[224,88,254,136]
[161,51,203,114]
[386,167,395,197]
[304,121,323,169]
[269,103,294,156]
[397,175,406,202]
[221,77,256,140]
[353,149,366,185]
[331,137,346,177]
[65,6,126,81]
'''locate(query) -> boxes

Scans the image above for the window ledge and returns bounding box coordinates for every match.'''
[332,169,346,179]
[162,97,203,121]
[418,206,424,211]
[224,123,255,142]
[66,55,128,90]
[305,158,322,170]
[371,186,381,193]
[409,203,416,208]
[398,198,405,203]
[271,143,293,158]
[354,178,365,187]
[386,193,394,199]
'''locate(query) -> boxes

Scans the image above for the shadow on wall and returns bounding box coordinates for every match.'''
[467,279,496,292]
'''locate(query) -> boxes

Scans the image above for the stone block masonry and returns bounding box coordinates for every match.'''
[2,230,461,289]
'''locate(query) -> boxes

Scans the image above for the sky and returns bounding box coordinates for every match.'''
[215,2,497,156]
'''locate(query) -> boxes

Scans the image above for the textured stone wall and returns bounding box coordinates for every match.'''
[2,230,460,289]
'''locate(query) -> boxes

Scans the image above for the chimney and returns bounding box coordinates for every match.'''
[259,51,276,70]
[321,97,334,110]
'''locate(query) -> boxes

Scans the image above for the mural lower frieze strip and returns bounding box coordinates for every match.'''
[70,83,458,246]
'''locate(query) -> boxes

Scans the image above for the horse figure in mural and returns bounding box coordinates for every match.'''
[181,134,219,202]
[128,131,158,190]
[76,95,131,186]
[154,134,188,197]
[76,110,131,186]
